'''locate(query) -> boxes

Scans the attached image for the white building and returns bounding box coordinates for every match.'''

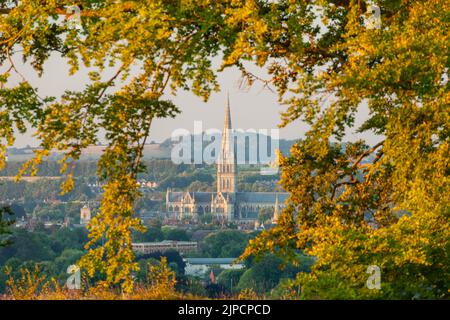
[184,257,245,277]
[132,240,198,255]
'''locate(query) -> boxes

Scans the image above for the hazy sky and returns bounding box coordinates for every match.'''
[5,53,380,148]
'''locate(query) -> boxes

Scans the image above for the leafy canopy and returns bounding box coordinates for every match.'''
[1,0,448,297]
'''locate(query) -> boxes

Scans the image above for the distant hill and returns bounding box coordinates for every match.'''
[161,132,298,163]
[6,133,300,163]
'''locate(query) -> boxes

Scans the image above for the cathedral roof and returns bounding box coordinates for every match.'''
[167,191,215,203]
[192,192,215,202]
[236,192,289,203]
[167,191,288,204]
[166,192,183,202]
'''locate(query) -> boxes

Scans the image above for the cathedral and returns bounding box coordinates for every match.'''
[165,96,288,223]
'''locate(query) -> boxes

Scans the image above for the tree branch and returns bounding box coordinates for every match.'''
[351,140,384,170]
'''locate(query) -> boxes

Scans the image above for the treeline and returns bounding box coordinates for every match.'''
[132,222,190,243]
[0,161,97,177]
[0,160,183,179]
[133,225,314,297]
[0,227,88,293]
[0,179,95,202]
[1,160,281,192]
[0,222,313,298]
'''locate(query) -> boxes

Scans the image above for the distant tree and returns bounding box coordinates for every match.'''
[135,227,164,243]
[187,181,212,192]
[205,282,227,299]
[0,228,55,264]
[135,258,160,284]
[236,255,284,295]
[198,213,215,225]
[202,231,253,258]
[182,276,208,297]
[133,219,164,243]
[54,249,84,275]
[137,249,186,277]
[159,172,213,190]
[217,269,245,294]
[257,207,273,224]
[35,206,64,221]
[9,204,26,219]
[50,228,88,255]
[162,227,190,242]
[0,207,14,247]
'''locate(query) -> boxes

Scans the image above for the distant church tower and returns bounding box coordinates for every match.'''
[217,94,237,194]
[80,204,91,226]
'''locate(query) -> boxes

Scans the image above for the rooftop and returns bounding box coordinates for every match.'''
[184,258,240,265]
[132,240,197,246]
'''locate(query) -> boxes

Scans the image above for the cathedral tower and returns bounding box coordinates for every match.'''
[217,94,237,194]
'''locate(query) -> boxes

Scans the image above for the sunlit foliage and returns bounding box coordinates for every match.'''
[1,0,448,298]
[237,0,449,299]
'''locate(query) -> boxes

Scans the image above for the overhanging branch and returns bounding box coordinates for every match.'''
[0,2,136,16]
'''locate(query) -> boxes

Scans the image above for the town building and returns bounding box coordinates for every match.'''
[184,257,245,277]
[132,240,198,255]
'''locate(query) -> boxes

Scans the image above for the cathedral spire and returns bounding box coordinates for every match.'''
[217,93,237,194]
[224,91,232,130]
